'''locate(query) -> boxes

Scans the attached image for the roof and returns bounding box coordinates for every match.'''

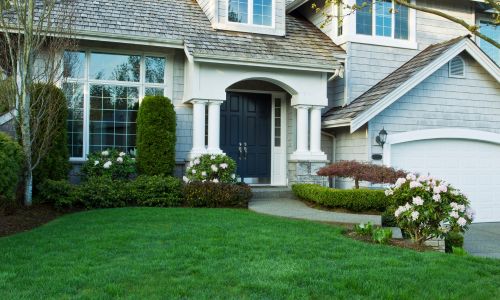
[323,36,500,131]
[45,0,343,71]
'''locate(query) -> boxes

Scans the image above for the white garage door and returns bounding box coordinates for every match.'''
[391,139,500,223]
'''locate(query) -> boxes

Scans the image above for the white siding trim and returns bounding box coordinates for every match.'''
[0,109,15,125]
[351,38,500,133]
[383,128,500,166]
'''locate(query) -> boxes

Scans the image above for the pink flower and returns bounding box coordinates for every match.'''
[450,211,459,219]
[457,217,467,227]
[410,181,422,189]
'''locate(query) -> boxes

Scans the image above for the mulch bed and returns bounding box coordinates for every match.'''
[345,230,432,252]
[0,204,76,238]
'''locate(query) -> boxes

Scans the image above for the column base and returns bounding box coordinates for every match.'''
[290,151,328,162]
[288,160,329,187]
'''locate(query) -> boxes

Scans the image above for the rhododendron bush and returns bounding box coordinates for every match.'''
[386,173,473,245]
[81,149,137,180]
[184,154,237,184]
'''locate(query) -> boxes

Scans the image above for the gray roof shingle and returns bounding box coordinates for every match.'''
[323,36,468,123]
[48,0,343,69]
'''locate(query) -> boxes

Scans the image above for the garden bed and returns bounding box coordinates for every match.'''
[344,229,433,252]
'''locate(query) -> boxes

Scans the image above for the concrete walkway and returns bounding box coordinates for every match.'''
[464,223,500,259]
[249,198,382,225]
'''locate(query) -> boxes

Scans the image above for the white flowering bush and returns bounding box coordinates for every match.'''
[385,173,473,245]
[81,149,136,180]
[184,154,237,184]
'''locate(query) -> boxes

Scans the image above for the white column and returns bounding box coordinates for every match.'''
[309,106,327,160]
[189,99,207,159]
[207,100,223,154]
[291,105,310,160]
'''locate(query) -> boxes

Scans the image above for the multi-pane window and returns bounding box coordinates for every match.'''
[274,98,281,147]
[63,51,169,160]
[228,0,273,26]
[479,21,499,65]
[356,0,410,40]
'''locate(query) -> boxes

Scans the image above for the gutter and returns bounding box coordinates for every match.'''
[322,118,351,128]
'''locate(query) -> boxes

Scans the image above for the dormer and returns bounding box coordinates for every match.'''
[197,0,286,36]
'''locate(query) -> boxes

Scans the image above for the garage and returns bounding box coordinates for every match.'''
[385,129,500,223]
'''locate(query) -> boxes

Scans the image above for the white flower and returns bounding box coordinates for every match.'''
[439,185,448,193]
[202,171,207,177]
[210,155,216,160]
[411,211,420,221]
[451,190,460,196]
[450,202,459,210]
[457,217,467,227]
[457,204,466,213]
[394,178,407,188]
[211,165,218,172]
[193,158,200,165]
[183,176,190,183]
[191,169,197,174]
[410,181,422,189]
[202,180,206,183]
[231,174,236,179]
[439,225,450,233]
[432,194,441,202]
[119,152,126,157]
[116,157,123,163]
[466,208,475,220]
[404,202,412,211]
[406,173,416,181]
[212,179,219,183]
[417,175,428,182]
[385,189,393,196]
[101,150,109,157]
[450,211,459,219]
[103,161,112,169]
[412,196,424,206]
[395,206,405,218]
[220,163,228,169]
[433,186,441,194]
[94,160,100,166]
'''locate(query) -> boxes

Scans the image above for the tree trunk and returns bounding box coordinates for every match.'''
[354,179,359,189]
[20,81,33,206]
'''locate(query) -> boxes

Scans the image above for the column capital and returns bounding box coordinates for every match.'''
[208,100,224,105]
[293,104,312,110]
[190,99,209,105]
[310,105,325,111]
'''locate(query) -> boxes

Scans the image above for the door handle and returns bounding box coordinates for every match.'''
[238,142,243,160]
[243,142,248,160]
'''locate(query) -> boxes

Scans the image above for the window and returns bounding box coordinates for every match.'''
[228,0,273,26]
[479,21,499,65]
[449,56,465,78]
[63,51,169,160]
[274,98,281,147]
[356,0,410,40]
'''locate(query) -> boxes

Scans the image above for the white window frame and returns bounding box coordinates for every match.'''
[226,0,275,28]
[65,48,174,162]
[335,0,417,49]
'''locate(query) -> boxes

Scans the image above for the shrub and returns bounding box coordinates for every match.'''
[81,149,136,180]
[292,184,390,212]
[0,77,15,114]
[38,180,77,209]
[317,160,407,189]
[386,173,473,245]
[382,210,397,227]
[445,231,464,253]
[137,95,176,176]
[354,222,374,236]
[372,228,393,244]
[185,154,237,184]
[76,176,128,209]
[128,175,183,207]
[31,84,71,193]
[183,182,252,208]
[0,132,23,204]
[451,247,468,256]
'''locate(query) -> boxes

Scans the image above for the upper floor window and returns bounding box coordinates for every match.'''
[228,0,273,26]
[478,21,499,65]
[356,0,409,40]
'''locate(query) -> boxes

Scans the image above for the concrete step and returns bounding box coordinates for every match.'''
[251,187,295,199]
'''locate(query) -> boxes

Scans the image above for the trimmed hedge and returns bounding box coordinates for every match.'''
[137,95,176,176]
[183,182,252,208]
[31,84,71,194]
[0,132,23,204]
[292,184,391,212]
[129,175,183,207]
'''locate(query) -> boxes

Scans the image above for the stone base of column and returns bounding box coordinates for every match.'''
[288,160,329,187]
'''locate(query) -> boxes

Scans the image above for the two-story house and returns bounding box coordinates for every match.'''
[0,0,499,222]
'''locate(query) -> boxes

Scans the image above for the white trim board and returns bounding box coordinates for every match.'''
[0,109,16,126]
[350,38,500,133]
[383,128,500,166]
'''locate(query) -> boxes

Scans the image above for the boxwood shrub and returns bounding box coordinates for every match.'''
[0,132,23,204]
[128,175,183,207]
[183,182,252,208]
[137,95,176,176]
[292,184,390,212]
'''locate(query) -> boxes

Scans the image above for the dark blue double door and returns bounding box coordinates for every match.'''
[221,92,272,184]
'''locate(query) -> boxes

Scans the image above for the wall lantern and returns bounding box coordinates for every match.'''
[376,128,388,147]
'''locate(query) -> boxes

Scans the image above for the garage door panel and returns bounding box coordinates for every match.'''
[391,138,500,223]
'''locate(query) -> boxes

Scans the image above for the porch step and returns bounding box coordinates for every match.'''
[251,187,295,199]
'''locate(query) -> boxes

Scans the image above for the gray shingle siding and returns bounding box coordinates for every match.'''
[332,126,368,189]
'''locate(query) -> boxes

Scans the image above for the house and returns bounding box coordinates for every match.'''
[0,0,499,221]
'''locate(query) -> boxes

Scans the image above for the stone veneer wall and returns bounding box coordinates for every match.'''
[288,161,329,186]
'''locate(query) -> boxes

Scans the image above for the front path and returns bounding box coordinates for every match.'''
[249,198,382,225]
[464,223,500,259]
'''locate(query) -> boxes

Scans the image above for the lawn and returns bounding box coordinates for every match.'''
[0,208,499,299]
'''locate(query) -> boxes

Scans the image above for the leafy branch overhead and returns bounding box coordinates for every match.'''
[313,0,500,49]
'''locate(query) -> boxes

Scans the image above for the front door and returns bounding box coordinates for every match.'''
[220,92,272,184]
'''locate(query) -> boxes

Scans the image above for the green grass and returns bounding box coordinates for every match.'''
[1,208,499,299]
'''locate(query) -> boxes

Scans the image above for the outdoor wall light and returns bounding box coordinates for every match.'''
[376,128,388,147]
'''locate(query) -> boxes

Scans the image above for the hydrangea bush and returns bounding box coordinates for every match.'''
[81,149,136,180]
[184,154,237,184]
[385,173,473,245]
